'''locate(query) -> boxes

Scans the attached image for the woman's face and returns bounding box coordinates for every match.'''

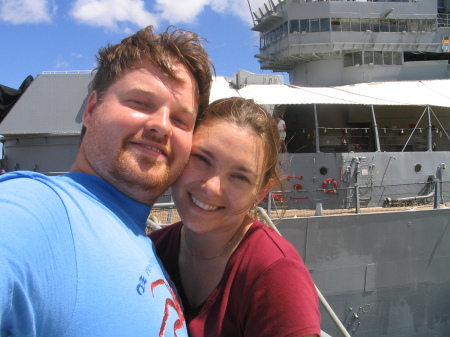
[172,119,269,234]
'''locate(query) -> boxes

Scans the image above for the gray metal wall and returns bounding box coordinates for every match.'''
[278,208,450,336]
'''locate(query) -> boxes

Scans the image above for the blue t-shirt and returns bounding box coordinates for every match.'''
[0,171,187,337]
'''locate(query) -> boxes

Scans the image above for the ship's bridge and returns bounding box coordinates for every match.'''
[252,0,450,86]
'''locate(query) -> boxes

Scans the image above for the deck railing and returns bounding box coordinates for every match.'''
[147,181,449,228]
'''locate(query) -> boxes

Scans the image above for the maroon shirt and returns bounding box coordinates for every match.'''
[150,220,321,337]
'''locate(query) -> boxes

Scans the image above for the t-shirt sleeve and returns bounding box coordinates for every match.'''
[0,178,77,336]
[242,258,321,337]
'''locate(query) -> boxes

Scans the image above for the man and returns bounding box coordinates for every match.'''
[276,114,286,152]
[0,26,213,336]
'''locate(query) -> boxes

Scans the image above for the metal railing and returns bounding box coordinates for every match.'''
[264,180,449,219]
[148,181,449,230]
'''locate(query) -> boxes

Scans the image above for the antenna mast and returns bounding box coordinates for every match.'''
[247,0,255,26]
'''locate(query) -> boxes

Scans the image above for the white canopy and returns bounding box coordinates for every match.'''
[212,79,450,107]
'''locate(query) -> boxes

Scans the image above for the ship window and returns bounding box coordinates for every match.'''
[427,19,436,32]
[351,18,360,32]
[418,19,427,32]
[393,52,403,65]
[290,20,299,33]
[361,18,370,31]
[389,19,398,32]
[374,51,383,65]
[409,19,418,32]
[331,18,341,31]
[311,19,320,32]
[300,19,310,33]
[282,22,288,35]
[414,164,422,173]
[341,18,351,31]
[354,52,362,66]
[383,51,393,65]
[320,18,330,32]
[371,18,380,32]
[344,53,353,67]
[380,18,389,32]
[364,51,374,65]
[275,27,281,39]
[319,166,328,175]
[398,19,407,32]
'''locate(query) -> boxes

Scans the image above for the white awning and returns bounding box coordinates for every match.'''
[233,79,450,107]
[209,76,239,102]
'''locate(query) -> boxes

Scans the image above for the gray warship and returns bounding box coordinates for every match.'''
[247,1,450,336]
[1,1,450,335]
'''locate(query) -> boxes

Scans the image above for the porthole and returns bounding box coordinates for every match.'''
[319,166,328,175]
[414,163,422,173]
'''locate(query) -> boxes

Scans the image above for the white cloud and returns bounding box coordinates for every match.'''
[0,0,269,29]
[69,0,268,31]
[54,56,69,69]
[70,0,160,31]
[154,0,208,24]
[0,0,56,24]
[244,0,271,25]
[155,0,267,27]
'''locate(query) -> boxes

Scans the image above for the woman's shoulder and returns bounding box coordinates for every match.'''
[237,220,305,269]
[248,221,300,255]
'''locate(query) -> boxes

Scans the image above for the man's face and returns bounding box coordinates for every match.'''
[74,61,199,205]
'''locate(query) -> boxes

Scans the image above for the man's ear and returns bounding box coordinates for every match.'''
[83,91,98,128]
[256,178,275,204]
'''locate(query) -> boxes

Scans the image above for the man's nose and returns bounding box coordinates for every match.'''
[144,107,172,137]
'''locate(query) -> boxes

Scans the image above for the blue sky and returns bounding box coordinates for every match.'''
[0,0,287,90]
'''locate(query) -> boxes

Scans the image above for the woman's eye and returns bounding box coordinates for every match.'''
[192,154,210,165]
[233,174,250,183]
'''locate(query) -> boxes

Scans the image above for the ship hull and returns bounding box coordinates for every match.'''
[278,208,450,336]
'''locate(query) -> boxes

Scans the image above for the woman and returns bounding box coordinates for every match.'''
[150,97,320,337]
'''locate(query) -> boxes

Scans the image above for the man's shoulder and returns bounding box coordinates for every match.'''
[0,171,59,195]
[149,222,182,242]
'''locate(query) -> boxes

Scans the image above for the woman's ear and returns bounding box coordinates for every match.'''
[256,178,275,204]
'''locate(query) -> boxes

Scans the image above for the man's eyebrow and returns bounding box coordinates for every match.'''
[126,86,158,98]
[128,86,196,115]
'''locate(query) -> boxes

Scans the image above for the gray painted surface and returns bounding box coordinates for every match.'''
[0,73,92,135]
[279,209,450,336]
[253,0,450,86]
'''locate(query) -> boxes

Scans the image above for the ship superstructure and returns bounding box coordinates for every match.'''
[251,0,450,86]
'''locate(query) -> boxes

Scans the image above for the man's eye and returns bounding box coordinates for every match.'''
[171,116,188,127]
[129,99,146,107]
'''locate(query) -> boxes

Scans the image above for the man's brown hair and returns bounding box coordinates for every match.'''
[84,25,214,136]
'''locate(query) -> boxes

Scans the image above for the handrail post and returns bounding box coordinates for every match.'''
[355,184,361,214]
[353,157,361,213]
[370,105,380,152]
[427,106,433,151]
[434,178,440,209]
[314,104,321,153]
[268,191,273,214]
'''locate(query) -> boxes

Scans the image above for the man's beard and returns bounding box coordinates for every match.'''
[108,145,172,200]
